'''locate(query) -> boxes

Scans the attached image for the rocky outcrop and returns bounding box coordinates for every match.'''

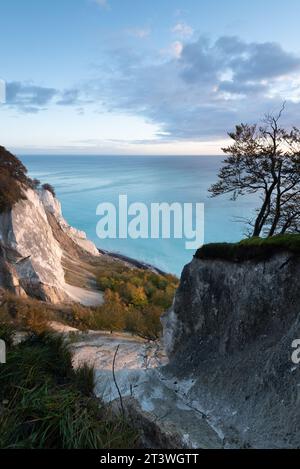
[0,187,100,303]
[162,252,300,448]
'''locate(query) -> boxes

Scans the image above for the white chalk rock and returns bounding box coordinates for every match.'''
[39,189,99,257]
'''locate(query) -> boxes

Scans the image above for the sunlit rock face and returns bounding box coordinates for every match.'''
[0,187,100,303]
[162,254,300,448]
[39,189,99,257]
[0,188,67,302]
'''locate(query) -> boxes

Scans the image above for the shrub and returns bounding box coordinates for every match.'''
[91,290,126,331]
[0,292,49,333]
[124,304,162,340]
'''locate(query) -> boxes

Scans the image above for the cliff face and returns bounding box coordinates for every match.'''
[162,253,300,448]
[0,187,100,303]
[39,190,99,257]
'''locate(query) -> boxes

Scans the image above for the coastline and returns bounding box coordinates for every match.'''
[97,248,168,276]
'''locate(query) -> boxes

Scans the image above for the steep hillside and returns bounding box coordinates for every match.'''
[162,247,300,448]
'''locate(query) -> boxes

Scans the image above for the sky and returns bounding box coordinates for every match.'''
[1,0,300,155]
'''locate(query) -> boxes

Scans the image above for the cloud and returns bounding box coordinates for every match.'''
[172,22,194,38]
[94,36,300,140]
[5,35,300,144]
[125,27,151,39]
[180,36,300,84]
[5,82,57,113]
[56,89,80,106]
[5,82,84,112]
[218,80,267,97]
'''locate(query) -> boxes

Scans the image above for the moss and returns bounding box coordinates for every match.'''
[195,234,300,262]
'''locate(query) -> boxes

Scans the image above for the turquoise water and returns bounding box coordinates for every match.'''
[21,155,258,276]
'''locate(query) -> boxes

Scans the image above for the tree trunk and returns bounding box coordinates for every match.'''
[268,165,282,237]
[252,183,277,236]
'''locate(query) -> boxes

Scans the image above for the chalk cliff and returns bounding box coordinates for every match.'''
[0,186,100,303]
[162,251,300,448]
[39,189,99,257]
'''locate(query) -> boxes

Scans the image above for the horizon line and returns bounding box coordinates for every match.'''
[16,152,224,157]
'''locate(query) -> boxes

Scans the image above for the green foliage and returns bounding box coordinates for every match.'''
[95,268,178,339]
[31,178,41,189]
[0,168,25,212]
[195,234,300,262]
[72,363,95,397]
[0,146,56,212]
[97,268,177,307]
[0,292,49,333]
[209,112,300,237]
[42,183,56,197]
[0,146,29,184]
[0,322,15,348]
[63,263,178,340]
[0,146,30,212]
[0,333,71,400]
[0,264,178,341]
[0,332,137,449]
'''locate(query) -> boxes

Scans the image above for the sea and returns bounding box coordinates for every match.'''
[20,155,258,276]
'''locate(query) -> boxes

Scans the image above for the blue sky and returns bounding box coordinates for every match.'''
[1,0,300,154]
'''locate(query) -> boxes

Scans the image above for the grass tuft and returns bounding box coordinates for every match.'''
[71,363,95,397]
[0,322,15,348]
[0,331,137,449]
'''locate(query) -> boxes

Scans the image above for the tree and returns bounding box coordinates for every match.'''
[0,146,57,212]
[209,106,300,237]
[0,146,30,212]
[31,178,41,189]
[0,146,29,184]
[42,183,56,197]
